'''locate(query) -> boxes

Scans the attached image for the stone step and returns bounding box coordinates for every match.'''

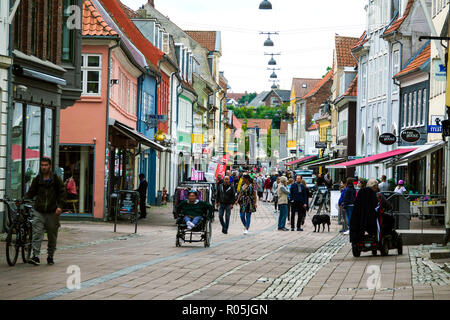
[397,230,446,245]
[429,248,450,260]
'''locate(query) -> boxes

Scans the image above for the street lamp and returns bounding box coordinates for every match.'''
[268,67,280,79]
[265,53,281,66]
[259,0,272,9]
[260,32,279,46]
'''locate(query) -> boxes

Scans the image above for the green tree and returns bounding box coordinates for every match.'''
[267,127,272,158]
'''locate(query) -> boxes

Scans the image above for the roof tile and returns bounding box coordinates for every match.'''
[82,0,118,37]
[335,36,359,67]
[383,0,414,35]
[302,69,333,99]
[351,31,368,51]
[395,42,431,78]
[185,31,218,52]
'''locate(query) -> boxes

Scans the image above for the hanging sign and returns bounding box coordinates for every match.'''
[379,133,397,145]
[401,129,420,143]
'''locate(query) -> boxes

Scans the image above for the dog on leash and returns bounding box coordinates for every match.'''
[312,214,331,232]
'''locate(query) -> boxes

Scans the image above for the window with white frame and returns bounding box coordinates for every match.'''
[408,92,412,127]
[162,33,170,54]
[403,93,407,127]
[393,50,400,93]
[418,90,423,125]
[339,72,346,96]
[81,54,102,95]
[338,108,348,138]
[413,91,417,126]
[422,89,427,125]
[383,53,388,94]
[362,62,367,102]
[378,57,383,97]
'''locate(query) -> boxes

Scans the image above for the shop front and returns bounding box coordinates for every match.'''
[9,101,56,199]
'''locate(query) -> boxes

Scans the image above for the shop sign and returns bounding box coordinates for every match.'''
[428,125,442,133]
[315,142,327,149]
[379,133,397,145]
[401,129,420,143]
[191,134,203,144]
[287,140,296,149]
[290,149,297,154]
[118,191,139,215]
[433,59,446,82]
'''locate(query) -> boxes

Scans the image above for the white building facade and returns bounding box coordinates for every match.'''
[354,0,431,180]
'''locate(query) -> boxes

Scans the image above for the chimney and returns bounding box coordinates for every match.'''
[148,0,155,7]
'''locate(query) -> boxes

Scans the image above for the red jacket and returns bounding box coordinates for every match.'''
[264,178,271,190]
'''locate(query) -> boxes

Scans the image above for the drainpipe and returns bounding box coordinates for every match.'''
[4,0,14,231]
[191,95,198,171]
[103,39,121,221]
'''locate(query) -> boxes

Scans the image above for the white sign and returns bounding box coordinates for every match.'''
[433,59,447,81]
[330,190,340,218]
[431,115,445,126]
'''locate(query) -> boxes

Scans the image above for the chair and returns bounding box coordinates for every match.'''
[66,199,78,212]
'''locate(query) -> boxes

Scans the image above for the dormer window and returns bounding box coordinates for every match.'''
[302,84,307,88]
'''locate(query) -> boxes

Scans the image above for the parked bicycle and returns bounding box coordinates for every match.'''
[0,198,34,266]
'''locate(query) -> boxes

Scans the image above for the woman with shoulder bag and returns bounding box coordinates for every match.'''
[236,175,258,235]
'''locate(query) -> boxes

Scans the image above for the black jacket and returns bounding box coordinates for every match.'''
[25,173,66,214]
[137,180,148,199]
[343,185,356,207]
[216,183,236,205]
[350,187,378,243]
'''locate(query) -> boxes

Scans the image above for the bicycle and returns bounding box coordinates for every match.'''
[0,198,34,266]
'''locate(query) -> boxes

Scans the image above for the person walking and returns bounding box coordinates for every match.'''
[338,178,357,235]
[289,175,308,231]
[287,178,294,222]
[236,175,257,235]
[378,175,389,192]
[24,158,66,266]
[272,177,280,213]
[301,179,309,226]
[136,173,148,219]
[277,176,290,231]
[256,174,264,201]
[216,176,236,234]
[338,180,348,232]
[263,175,272,202]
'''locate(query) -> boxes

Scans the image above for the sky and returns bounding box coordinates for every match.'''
[121,0,367,94]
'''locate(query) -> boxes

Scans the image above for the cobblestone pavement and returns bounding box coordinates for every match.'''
[0,202,448,300]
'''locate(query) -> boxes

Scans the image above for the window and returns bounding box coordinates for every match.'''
[339,72,346,96]
[31,1,37,55]
[403,93,407,127]
[127,79,130,113]
[418,90,423,125]
[413,91,417,125]
[81,55,102,95]
[378,57,383,96]
[338,108,348,138]
[362,62,367,102]
[62,0,75,62]
[408,92,412,127]
[162,33,170,54]
[422,89,427,125]
[383,54,388,94]
[393,50,400,93]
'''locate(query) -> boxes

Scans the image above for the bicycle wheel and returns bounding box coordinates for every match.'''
[21,226,32,263]
[6,226,20,266]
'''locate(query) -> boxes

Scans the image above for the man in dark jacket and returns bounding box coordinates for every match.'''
[216,176,236,234]
[290,175,308,231]
[136,173,148,219]
[25,158,66,266]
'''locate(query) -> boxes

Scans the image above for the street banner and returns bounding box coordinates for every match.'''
[215,154,230,178]
[191,168,205,181]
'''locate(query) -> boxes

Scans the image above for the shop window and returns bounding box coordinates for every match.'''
[408,92,412,127]
[418,90,423,125]
[413,91,417,126]
[10,103,23,200]
[59,145,95,214]
[81,54,102,95]
[422,89,427,126]
[402,93,407,128]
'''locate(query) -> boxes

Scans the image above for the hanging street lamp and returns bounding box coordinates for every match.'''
[265,53,281,66]
[259,0,272,9]
[268,67,280,79]
[260,32,279,47]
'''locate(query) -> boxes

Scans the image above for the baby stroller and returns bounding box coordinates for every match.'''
[175,205,213,248]
[351,205,403,257]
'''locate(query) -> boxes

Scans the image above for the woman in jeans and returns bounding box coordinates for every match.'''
[277,176,290,231]
[338,178,357,235]
[236,175,258,235]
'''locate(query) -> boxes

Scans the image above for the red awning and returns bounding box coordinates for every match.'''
[11,144,40,161]
[285,155,317,166]
[328,148,417,169]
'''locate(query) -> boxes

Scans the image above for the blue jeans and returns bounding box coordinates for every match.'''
[240,206,252,229]
[345,205,354,230]
[218,204,232,232]
[278,204,288,229]
[184,216,203,228]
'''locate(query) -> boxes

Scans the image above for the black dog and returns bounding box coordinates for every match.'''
[312,214,331,232]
